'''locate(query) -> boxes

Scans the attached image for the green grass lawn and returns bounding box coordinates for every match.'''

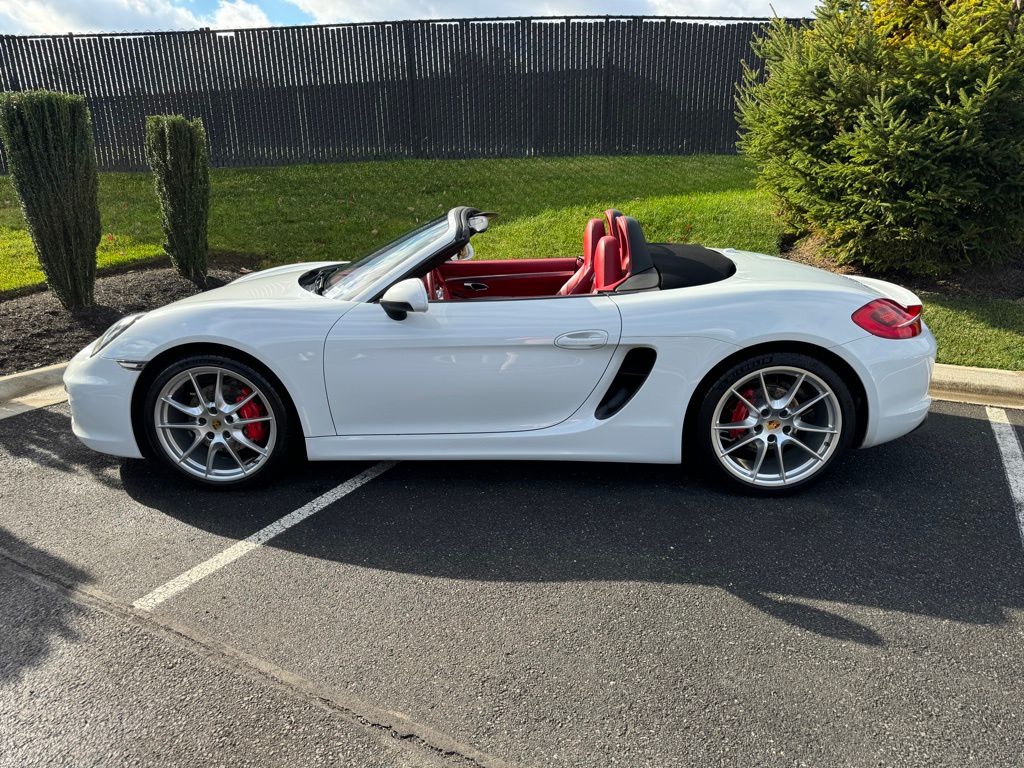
[1,154,1021,370]
[0,155,780,290]
[920,294,1024,371]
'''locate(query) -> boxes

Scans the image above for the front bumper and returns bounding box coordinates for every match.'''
[64,345,144,459]
[840,325,937,449]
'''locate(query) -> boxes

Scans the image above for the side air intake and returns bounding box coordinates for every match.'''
[595,347,657,420]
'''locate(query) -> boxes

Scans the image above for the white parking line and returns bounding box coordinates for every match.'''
[133,461,396,611]
[986,407,1024,547]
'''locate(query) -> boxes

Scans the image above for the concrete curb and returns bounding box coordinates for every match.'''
[0,361,68,403]
[930,363,1024,409]
[0,359,1021,410]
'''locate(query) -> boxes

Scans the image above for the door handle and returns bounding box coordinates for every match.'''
[463,282,488,291]
[554,330,609,350]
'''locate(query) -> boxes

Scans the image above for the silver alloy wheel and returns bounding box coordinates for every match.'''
[153,366,277,482]
[710,365,842,488]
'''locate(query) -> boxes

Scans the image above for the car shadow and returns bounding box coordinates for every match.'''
[120,408,1023,647]
[0,527,90,685]
[0,405,124,490]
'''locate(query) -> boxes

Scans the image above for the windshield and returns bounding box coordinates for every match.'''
[323,217,450,300]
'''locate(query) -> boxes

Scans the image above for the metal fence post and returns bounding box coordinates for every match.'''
[601,16,612,155]
[402,21,421,158]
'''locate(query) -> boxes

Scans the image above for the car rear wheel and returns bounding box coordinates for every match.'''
[695,352,855,495]
[143,355,293,486]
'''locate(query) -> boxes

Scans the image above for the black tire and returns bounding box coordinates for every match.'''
[694,351,856,496]
[142,354,296,487]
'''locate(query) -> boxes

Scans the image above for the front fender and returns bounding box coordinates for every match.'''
[101,300,354,438]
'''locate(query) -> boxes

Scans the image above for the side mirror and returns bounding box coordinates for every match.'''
[449,243,475,261]
[380,278,429,321]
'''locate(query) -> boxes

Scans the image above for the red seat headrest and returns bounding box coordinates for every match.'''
[604,209,622,240]
[615,216,632,273]
[583,218,605,267]
[594,236,626,292]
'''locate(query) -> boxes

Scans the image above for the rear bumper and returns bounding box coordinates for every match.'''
[63,346,144,459]
[839,326,936,449]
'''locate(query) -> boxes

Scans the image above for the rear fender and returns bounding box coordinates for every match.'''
[844,276,922,309]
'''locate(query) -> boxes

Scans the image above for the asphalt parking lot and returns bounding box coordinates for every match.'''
[1,399,1023,767]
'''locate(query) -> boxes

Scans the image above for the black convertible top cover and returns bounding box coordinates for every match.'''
[648,243,736,289]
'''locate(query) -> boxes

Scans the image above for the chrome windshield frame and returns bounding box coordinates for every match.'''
[332,208,465,304]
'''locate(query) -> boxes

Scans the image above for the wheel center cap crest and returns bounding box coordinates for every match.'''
[211,418,222,430]
[766,419,781,431]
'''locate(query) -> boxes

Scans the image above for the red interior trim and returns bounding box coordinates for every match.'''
[439,258,579,299]
[439,258,579,277]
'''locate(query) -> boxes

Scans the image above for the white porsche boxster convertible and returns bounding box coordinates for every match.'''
[65,207,935,494]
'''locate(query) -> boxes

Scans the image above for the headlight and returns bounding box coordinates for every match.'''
[91,313,145,357]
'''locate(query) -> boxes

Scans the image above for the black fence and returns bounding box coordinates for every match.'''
[0,16,783,172]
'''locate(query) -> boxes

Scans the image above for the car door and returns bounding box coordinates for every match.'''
[324,295,622,435]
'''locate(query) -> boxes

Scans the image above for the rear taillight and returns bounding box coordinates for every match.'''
[851,299,923,339]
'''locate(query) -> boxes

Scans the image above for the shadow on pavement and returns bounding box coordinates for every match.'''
[0,527,90,685]
[0,403,373,538]
[0,406,124,490]
[120,408,1023,647]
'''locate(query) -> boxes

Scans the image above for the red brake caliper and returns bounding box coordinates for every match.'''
[728,388,756,439]
[234,387,267,443]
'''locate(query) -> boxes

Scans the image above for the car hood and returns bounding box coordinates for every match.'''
[97,261,354,362]
[158,262,342,307]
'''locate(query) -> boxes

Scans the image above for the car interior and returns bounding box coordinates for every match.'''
[422,210,737,301]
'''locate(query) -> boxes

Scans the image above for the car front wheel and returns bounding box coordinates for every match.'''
[143,355,292,486]
[696,352,856,494]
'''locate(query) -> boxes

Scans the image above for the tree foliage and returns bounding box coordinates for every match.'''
[737,0,1024,274]
[145,115,210,284]
[0,90,100,309]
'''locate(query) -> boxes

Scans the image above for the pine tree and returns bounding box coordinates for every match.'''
[737,0,1024,274]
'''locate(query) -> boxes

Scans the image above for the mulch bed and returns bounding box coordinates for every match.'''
[784,234,1024,302]
[0,262,256,376]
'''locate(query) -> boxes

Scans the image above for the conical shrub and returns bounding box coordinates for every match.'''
[145,115,210,284]
[0,90,100,309]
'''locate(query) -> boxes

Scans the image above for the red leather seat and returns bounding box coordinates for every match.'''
[605,209,623,251]
[615,215,632,274]
[557,217,604,295]
[594,235,627,292]
[584,217,605,264]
